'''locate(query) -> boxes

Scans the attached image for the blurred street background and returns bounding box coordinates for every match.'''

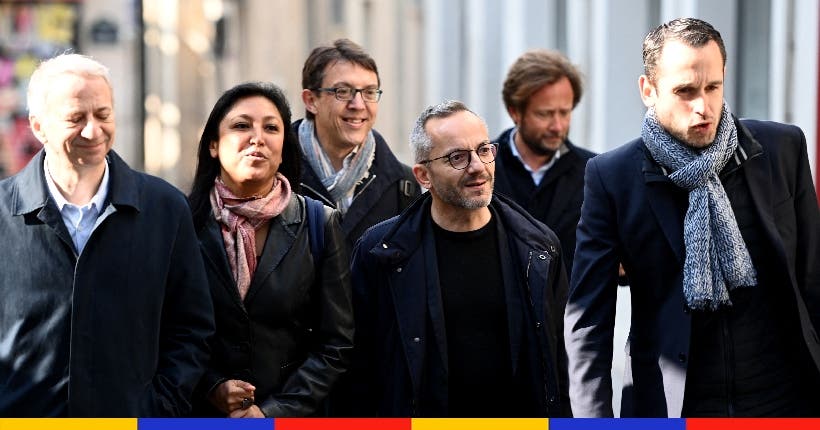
[2,0,818,415]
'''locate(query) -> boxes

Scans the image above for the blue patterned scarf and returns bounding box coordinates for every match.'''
[641,102,757,310]
[298,118,376,214]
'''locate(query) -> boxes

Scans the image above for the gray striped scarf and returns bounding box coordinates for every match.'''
[298,118,376,214]
[641,102,757,310]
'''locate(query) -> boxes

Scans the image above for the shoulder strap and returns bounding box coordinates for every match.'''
[398,179,417,210]
[304,196,325,263]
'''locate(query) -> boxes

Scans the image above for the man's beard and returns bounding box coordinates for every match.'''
[523,137,559,157]
[435,173,495,209]
[519,127,566,157]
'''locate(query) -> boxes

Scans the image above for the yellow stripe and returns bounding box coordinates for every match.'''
[0,419,137,430]
[411,418,547,430]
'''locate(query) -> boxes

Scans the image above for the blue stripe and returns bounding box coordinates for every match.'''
[550,418,686,430]
[138,418,274,430]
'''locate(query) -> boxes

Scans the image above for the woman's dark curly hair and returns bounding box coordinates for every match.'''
[188,82,302,229]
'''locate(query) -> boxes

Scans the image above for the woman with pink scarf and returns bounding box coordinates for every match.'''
[187,82,353,417]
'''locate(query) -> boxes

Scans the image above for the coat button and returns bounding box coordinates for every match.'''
[538,254,547,260]
[382,243,388,249]
[678,353,687,363]
[396,267,402,273]
[535,322,542,328]
[413,337,421,343]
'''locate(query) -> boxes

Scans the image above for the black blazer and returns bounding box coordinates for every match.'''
[564,119,820,417]
[194,194,354,417]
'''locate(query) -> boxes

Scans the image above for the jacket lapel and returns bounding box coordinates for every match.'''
[736,126,782,259]
[13,150,75,250]
[376,197,448,397]
[641,144,686,265]
[538,154,576,225]
[245,196,300,303]
[496,216,524,375]
[386,240,433,396]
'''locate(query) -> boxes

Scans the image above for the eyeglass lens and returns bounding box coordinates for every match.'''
[449,144,497,169]
[334,87,381,102]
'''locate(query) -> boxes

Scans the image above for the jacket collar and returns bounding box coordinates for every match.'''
[370,191,550,264]
[370,192,548,395]
[641,116,762,184]
[13,149,140,216]
[199,193,303,307]
[639,117,765,265]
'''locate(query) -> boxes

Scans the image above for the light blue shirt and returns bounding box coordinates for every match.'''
[44,159,110,254]
[509,128,562,186]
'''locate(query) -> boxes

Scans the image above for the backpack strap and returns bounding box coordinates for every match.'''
[398,179,417,209]
[303,196,326,264]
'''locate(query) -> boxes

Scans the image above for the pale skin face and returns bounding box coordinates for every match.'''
[413,110,495,232]
[301,60,379,168]
[508,75,574,166]
[30,73,115,176]
[639,39,725,149]
[209,96,285,198]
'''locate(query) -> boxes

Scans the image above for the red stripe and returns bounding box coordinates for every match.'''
[688,418,820,430]
[274,418,411,430]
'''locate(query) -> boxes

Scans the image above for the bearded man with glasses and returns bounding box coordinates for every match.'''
[347,100,571,417]
[297,39,420,250]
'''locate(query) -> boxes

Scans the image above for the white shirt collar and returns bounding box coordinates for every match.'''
[509,128,562,184]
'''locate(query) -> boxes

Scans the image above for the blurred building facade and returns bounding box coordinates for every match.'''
[1,0,817,194]
[0,0,817,416]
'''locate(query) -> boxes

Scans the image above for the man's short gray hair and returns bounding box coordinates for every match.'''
[409,100,486,163]
[27,53,112,118]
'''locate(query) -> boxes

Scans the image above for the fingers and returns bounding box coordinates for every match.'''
[234,380,257,392]
[229,404,265,418]
[227,380,255,412]
[210,379,256,414]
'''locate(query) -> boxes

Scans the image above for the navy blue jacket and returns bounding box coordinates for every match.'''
[349,192,570,417]
[565,119,820,417]
[0,150,214,417]
[493,129,596,274]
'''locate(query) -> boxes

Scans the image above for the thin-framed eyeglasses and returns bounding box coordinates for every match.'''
[419,142,498,170]
[313,87,383,103]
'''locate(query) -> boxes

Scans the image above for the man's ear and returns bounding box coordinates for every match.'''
[507,106,522,126]
[29,115,47,143]
[412,164,431,190]
[302,89,319,115]
[639,75,656,108]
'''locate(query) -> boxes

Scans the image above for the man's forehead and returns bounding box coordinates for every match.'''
[429,117,488,147]
[322,60,378,85]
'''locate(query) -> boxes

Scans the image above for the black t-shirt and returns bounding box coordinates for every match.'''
[433,216,521,416]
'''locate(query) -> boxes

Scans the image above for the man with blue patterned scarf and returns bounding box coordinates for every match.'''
[565,17,820,417]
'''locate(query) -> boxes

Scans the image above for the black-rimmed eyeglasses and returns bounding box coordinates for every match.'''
[419,142,498,170]
[313,87,383,103]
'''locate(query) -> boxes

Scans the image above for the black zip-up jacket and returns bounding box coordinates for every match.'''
[349,192,571,417]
